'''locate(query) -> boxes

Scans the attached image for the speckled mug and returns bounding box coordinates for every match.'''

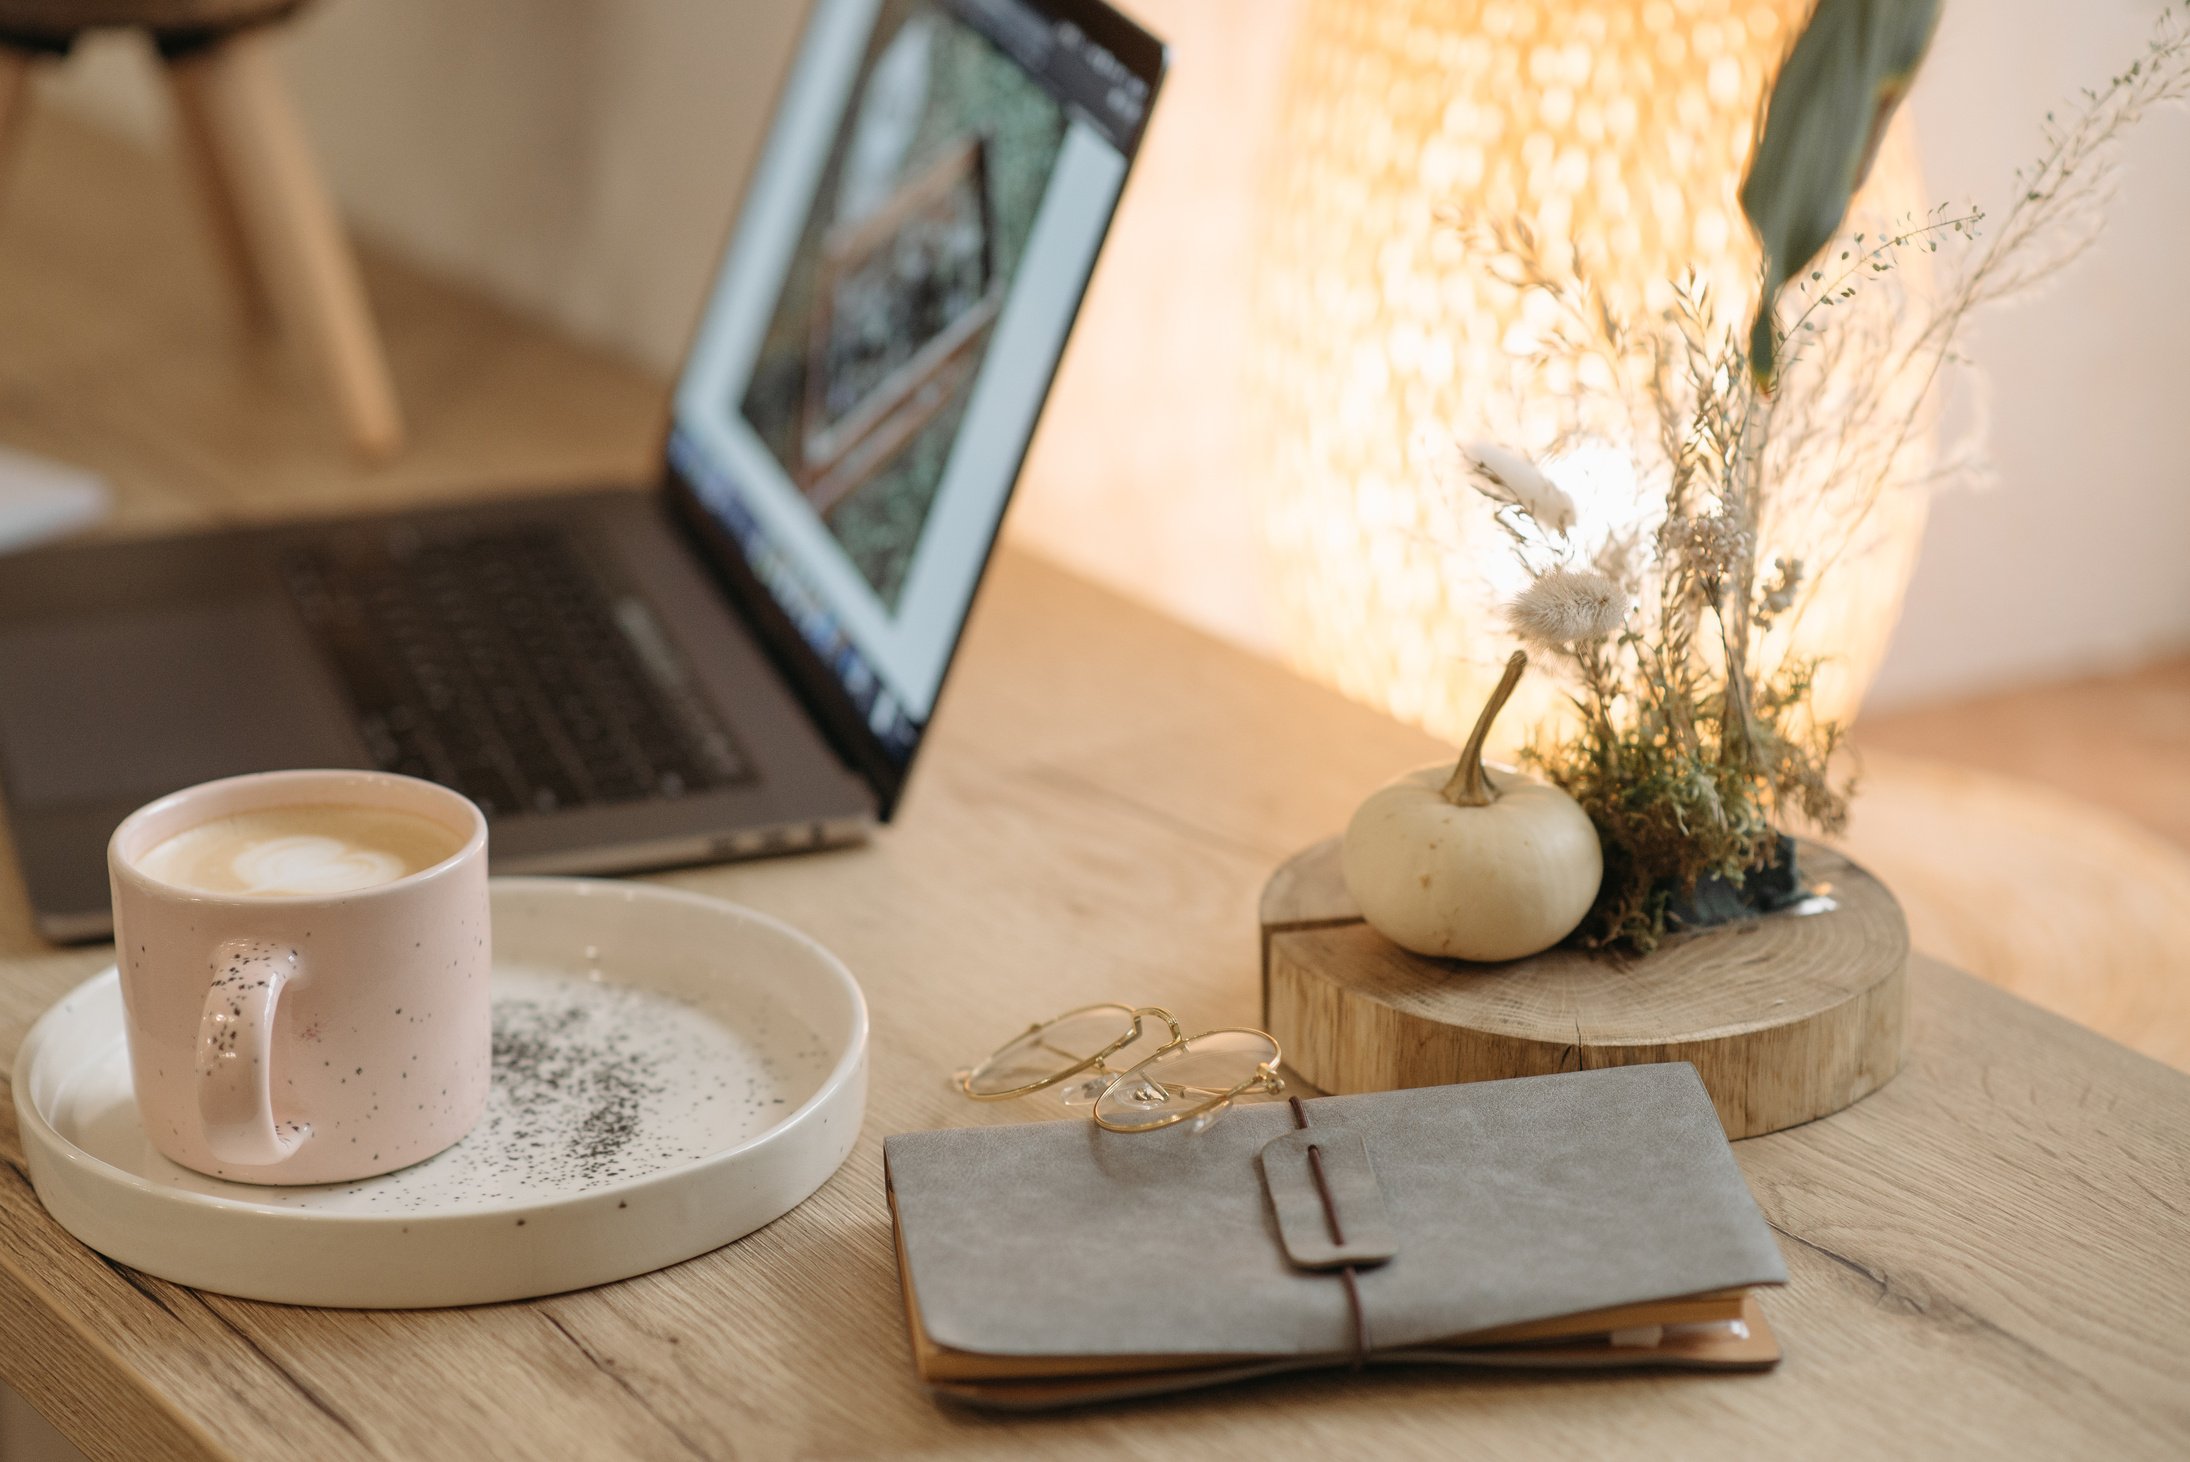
[109,770,492,1185]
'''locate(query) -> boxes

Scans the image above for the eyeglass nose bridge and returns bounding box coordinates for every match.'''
[1090,1031,1290,1133]
[1127,1005,1186,1052]
[959,1005,1285,1131]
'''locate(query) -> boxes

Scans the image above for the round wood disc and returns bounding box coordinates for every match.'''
[1260,837,1908,1138]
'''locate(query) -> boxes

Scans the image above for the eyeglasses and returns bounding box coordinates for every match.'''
[954,1003,1286,1134]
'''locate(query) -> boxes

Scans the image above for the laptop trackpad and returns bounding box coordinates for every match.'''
[0,597,367,809]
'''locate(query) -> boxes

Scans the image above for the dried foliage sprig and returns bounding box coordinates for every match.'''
[1444,2,2190,951]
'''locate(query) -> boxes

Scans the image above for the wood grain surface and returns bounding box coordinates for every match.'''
[0,108,2186,1461]
[1261,839,1909,1136]
[1856,655,2190,854]
[1834,753,2190,1073]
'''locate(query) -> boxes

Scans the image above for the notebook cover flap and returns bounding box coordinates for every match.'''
[884,1063,1786,1361]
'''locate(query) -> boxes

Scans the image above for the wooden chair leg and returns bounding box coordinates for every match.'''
[165,56,274,329]
[170,30,403,459]
[0,48,34,194]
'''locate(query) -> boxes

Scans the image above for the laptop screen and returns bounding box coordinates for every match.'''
[664,0,1161,810]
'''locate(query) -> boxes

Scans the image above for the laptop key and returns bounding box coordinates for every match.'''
[281,531,749,819]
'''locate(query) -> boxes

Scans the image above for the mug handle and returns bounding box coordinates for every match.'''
[196,939,312,1168]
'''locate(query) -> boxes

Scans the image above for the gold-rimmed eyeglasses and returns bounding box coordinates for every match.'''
[954,1003,1286,1134]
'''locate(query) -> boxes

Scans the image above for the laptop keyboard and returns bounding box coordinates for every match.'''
[281,529,748,819]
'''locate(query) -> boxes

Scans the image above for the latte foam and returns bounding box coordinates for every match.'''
[137,804,464,897]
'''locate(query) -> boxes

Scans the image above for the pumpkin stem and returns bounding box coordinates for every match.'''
[1442,651,1528,807]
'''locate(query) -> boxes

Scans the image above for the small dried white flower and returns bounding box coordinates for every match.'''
[1508,569,1630,647]
[1663,511,1751,581]
[1758,555,1805,619]
[1462,441,1577,534]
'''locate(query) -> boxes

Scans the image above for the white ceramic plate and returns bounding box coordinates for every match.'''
[13,878,867,1307]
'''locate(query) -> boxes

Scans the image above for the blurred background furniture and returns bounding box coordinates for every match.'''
[0,0,400,457]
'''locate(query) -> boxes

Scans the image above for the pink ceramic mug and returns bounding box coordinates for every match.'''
[108,769,491,1185]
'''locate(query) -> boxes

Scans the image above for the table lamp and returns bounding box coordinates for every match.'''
[1249,0,1933,751]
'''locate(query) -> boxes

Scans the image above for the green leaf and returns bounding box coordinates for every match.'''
[1740,0,1942,386]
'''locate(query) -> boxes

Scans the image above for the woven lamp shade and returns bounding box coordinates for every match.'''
[1249,0,1933,754]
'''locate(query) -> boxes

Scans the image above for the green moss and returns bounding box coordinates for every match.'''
[1523,651,1849,954]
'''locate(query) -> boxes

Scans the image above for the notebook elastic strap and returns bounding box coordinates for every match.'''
[1289,1096,1370,1368]
[1258,1098,1399,1364]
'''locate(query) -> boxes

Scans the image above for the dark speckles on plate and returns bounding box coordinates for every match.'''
[195,967,833,1216]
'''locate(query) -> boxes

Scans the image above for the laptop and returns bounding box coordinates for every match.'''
[0,0,1166,942]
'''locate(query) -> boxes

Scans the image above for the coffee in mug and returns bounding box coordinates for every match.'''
[109,770,491,1185]
[137,805,465,898]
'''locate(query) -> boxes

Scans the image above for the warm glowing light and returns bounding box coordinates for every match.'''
[1250,0,1933,754]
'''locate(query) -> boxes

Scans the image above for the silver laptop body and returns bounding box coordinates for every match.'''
[0,0,1165,940]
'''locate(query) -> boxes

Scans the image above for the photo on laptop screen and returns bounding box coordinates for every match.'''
[740,7,1066,607]
[669,0,1153,778]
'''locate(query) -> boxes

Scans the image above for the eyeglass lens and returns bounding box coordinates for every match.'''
[960,1004,1142,1097]
[1093,1029,1281,1132]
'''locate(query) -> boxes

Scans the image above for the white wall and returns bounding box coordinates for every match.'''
[34,0,2190,713]
[1869,0,2190,707]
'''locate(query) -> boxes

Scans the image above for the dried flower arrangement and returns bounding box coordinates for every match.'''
[1443,0,2190,952]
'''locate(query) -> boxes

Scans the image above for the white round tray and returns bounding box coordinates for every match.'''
[12,877,867,1308]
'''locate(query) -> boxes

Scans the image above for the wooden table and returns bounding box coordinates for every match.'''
[3,550,2189,1459]
[1835,753,2190,1073]
[3,109,2189,1462]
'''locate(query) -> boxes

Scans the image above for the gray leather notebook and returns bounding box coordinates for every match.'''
[884,1063,1788,1408]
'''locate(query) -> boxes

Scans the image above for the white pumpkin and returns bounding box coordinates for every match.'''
[1341,653,1602,962]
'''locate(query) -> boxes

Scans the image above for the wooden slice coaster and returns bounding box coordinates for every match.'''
[1260,837,1908,1138]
